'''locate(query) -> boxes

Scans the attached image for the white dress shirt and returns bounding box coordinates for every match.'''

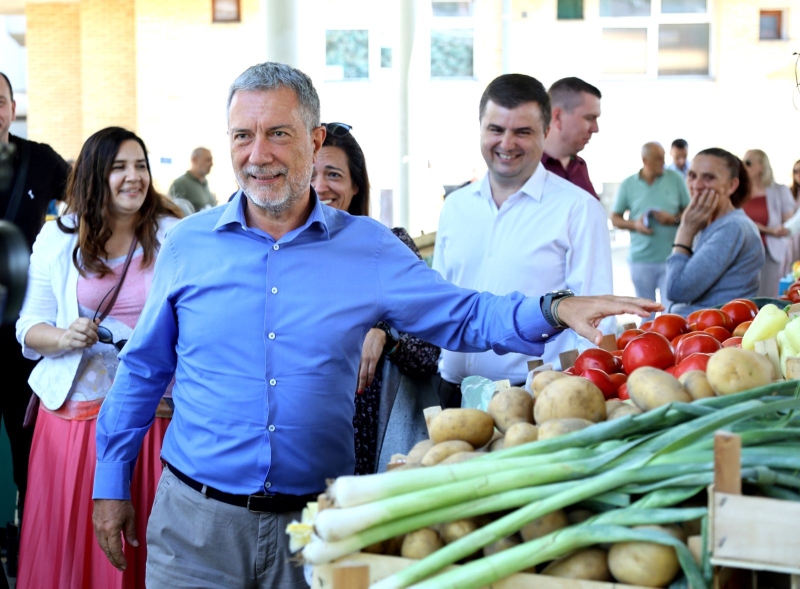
[433,164,614,382]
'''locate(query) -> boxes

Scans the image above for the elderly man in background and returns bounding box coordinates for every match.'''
[168,147,216,213]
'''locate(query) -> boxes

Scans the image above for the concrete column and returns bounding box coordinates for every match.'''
[397,0,415,231]
[263,0,300,66]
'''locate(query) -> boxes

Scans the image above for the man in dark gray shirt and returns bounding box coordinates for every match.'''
[168,147,216,212]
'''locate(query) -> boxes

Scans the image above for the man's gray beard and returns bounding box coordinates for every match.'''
[235,165,309,217]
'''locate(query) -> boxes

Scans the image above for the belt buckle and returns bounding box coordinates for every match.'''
[247,494,274,513]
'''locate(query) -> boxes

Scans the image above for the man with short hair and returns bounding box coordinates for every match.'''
[433,73,614,399]
[611,142,690,316]
[541,77,602,199]
[90,63,654,589]
[666,138,690,178]
[168,147,216,212]
[0,71,69,524]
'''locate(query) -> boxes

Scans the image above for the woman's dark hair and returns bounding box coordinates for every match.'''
[322,126,370,217]
[58,126,182,276]
[792,159,800,202]
[696,147,751,209]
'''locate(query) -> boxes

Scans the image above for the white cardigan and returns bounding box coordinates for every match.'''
[16,215,180,410]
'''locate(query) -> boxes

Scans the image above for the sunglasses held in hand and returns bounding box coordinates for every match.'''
[93,286,128,352]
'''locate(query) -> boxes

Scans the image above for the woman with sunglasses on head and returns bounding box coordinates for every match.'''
[741,149,795,297]
[666,148,764,316]
[311,122,441,475]
[15,127,182,589]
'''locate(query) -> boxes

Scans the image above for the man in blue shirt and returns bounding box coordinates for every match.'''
[666,138,690,178]
[91,62,658,588]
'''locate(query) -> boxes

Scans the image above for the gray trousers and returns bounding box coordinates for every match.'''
[146,468,309,589]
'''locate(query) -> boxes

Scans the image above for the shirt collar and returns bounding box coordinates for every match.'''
[478,163,547,204]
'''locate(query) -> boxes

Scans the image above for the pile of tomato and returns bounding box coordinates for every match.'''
[564,298,758,402]
[783,280,800,303]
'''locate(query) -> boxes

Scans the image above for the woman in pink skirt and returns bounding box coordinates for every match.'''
[15,127,183,589]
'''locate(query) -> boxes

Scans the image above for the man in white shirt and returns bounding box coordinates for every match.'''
[433,73,613,403]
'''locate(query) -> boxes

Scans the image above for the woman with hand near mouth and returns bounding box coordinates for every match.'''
[15,127,182,589]
[311,123,441,474]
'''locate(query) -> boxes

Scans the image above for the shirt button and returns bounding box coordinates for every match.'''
[271,287,278,294]
[268,425,276,432]
[268,332,276,340]
[265,482,272,489]
[273,244,280,251]
[269,378,277,386]
[542,333,548,339]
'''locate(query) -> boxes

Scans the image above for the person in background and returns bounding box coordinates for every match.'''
[541,77,601,199]
[15,127,182,589]
[741,149,794,298]
[311,122,440,474]
[666,148,764,315]
[788,159,800,265]
[666,139,690,178]
[611,142,690,320]
[168,147,216,213]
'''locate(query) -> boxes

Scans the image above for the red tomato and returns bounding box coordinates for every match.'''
[672,352,712,379]
[788,289,800,303]
[621,332,675,374]
[617,382,629,400]
[686,309,706,325]
[608,373,628,389]
[696,309,731,331]
[731,299,758,314]
[674,333,721,364]
[617,329,645,350]
[665,365,678,376]
[580,368,618,400]
[671,332,696,347]
[611,350,624,358]
[573,348,619,375]
[640,321,653,332]
[722,336,743,348]
[732,320,752,338]
[650,314,690,341]
[704,326,731,342]
[720,300,756,328]
[689,322,701,331]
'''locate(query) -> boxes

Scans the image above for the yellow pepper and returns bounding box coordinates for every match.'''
[777,330,799,378]
[784,315,800,352]
[742,304,789,351]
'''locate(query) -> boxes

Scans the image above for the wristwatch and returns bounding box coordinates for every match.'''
[540,290,575,329]
[377,322,400,355]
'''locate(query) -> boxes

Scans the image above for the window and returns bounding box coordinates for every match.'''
[557,0,583,20]
[600,0,711,78]
[381,47,393,68]
[325,30,369,80]
[760,10,783,40]
[212,0,240,23]
[431,1,474,79]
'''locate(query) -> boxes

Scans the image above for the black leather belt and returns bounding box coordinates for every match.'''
[165,463,319,514]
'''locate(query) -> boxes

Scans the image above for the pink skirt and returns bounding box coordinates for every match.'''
[17,407,169,589]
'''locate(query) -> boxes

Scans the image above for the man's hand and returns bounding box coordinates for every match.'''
[357,328,387,394]
[556,295,663,346]
[93,499,138,571]
[632,217,653,235]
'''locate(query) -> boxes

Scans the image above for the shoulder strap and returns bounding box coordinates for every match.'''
[96,236,138,323]
[4,139,32,222]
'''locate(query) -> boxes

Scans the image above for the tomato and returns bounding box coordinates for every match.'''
[617,382,629,400]
[732,320,752,338]
[731,299,758,314]
[608,373,628,389]
[720,300,756,328]
[621,332,675,374]
[640,321,653,332]
[672,352,712,379]
[696,309,732,331]
[580,368,618,400]
[617,329,645,350]
[787,289,800,304]
[704,326,731,342]
[674,333,721,364]
[689,322,700,331]
[650,314,690,341]
[722,336,743,348]
[665,365,678,376]
[686,309,707,325]
[574,348,619,375]
[611,349,624,358]
[671,332,696,347]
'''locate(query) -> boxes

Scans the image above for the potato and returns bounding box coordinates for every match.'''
[566,509,595,525]
[483,534,520,557]
[429,409,496,447]
[440,519,478,544]
[488,436,505,452]
[608,525,684,587]
[488,387,534,433]
[627,367,691,411]
[605,399,624,415]
[542,548,611,581]
[406,439,435,464]
[706,348,773,396]
[421,440,474,466]
[532,370,569,398]
[362,539,388,554]
[503,422,539,448]
[607,403,644,420]
[520,509,569,542]
[439,451,484,465]
[534,378,606,424]
[538,418,594,440]
[401,528,443,559]
[679,370,716,400]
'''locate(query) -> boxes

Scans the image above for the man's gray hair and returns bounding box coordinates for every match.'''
[227,62,321,130]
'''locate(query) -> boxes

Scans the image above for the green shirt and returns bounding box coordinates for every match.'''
[168,172,216,213]
[612,169,691,263]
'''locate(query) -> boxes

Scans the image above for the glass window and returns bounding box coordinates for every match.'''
[381,47,393,68]
[601,28,647,74]
[325,30,369,80]
[212,0,240,22]
[759,11,783,40]
[431,29,473,78]
[558,0,583,20]
[432,1,473,17]
[599,0,650,17]
[661,0,706,13]
[658,23,709,75]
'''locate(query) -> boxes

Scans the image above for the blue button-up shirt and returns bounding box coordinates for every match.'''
[94,190,558,499]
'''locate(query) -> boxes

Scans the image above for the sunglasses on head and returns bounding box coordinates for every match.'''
[323,122,352,137]
[93,286,128,352]
[744,160,752,166]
